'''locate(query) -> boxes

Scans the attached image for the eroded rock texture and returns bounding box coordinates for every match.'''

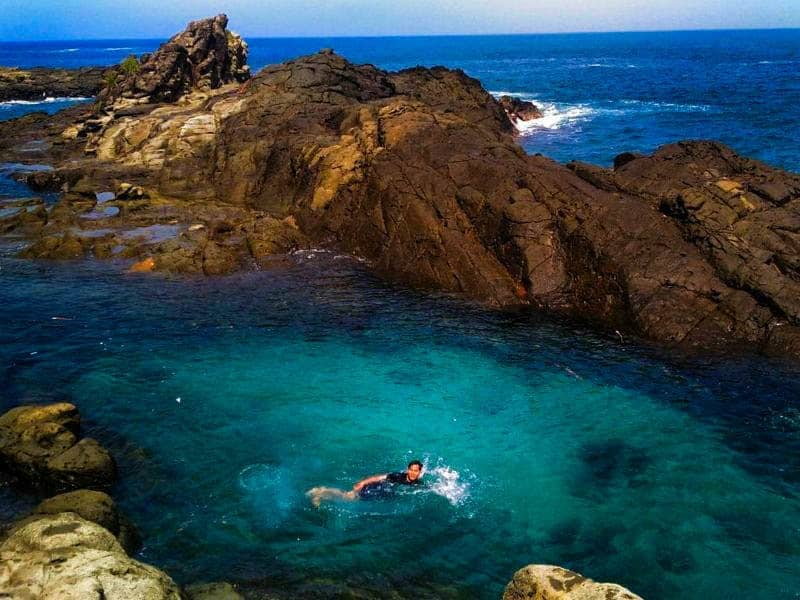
[0,403,116,492]
[503,564,642,600]
[103,13,250,104]
[1,16,800,358]
[0,512,181,600]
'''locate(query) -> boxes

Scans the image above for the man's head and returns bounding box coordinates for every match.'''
[406,460,423,481]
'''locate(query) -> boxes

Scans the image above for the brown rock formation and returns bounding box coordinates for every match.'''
[103,13,249,104]
[1,16,800,358]
[0,403,116,492]
[0,66,110,102]
[504,564,642,600]
[499,94,544,124]
[29,489,140,553]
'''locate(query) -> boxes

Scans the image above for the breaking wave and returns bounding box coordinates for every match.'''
[0,97,91,108]
[490,90,716,135]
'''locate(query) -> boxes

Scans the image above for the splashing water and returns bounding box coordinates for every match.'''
[422,463,471,506]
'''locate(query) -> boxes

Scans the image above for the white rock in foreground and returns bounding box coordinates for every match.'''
[0,512,181,600]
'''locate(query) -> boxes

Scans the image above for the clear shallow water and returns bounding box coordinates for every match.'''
[1,248,799,599]
[1,29,799,170]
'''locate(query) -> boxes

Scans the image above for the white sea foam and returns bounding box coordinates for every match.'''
[490,90,596,133]
[50,48,80,53]
[517,102,596,133]
[0,96,91,108]
[423,463,471,506]
[492,91,714,136]
[103,47,134,51]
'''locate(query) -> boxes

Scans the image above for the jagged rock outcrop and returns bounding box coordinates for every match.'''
[0,403,116,492]
[504,565,642,600]
[499,94,544,124]
[104,13,249,104]
[0,66,110,102]
[1,16,800,358]
[0,512,181,599]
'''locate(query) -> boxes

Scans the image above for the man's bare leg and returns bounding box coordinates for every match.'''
[306,486,357,507]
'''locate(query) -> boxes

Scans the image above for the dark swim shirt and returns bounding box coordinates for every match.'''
[358,471,421,499]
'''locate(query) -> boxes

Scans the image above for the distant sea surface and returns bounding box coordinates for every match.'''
[2,30,800,600]
[1,29,799,170]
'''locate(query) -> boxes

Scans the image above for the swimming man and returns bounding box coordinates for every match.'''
[306,460,423,506]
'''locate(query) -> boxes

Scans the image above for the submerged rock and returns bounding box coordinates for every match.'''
[0,512,181,599]
[503,565,642,600]
[185,582,244,600]
[0,403,116,492]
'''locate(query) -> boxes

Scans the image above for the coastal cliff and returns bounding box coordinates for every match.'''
[1,14,799,361]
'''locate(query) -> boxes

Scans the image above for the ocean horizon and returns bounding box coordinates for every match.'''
[2,22,800,600]
[2,29,799,171]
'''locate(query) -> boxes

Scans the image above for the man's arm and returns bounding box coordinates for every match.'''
[352,474,387,492]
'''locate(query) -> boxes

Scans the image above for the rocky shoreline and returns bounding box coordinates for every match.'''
[0,401,644,599]
[1,15,799,360]
[0,66,111,102]
[4,14,798,599]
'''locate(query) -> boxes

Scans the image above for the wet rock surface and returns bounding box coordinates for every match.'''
[499,94,544,123]
[1,16,800,358]
[503,564,643,600]
[0,403,116,492]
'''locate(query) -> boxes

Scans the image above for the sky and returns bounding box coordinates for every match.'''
[1,0,799,40]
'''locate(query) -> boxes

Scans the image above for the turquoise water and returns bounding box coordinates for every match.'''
[1,248,799,598]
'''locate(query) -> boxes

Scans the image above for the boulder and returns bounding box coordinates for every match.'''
[0,512,181,600]
[0,198,47,233]
[0,403,116,492]
[30,489,140,553]
[499,94,544,124]
[503,565,642,600]
[33,489,119,533]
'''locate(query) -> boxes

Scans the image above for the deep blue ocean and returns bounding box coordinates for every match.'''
[1,31,800,599]
[1,29,799,170]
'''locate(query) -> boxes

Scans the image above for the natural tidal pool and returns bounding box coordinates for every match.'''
[1,248,799,599]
